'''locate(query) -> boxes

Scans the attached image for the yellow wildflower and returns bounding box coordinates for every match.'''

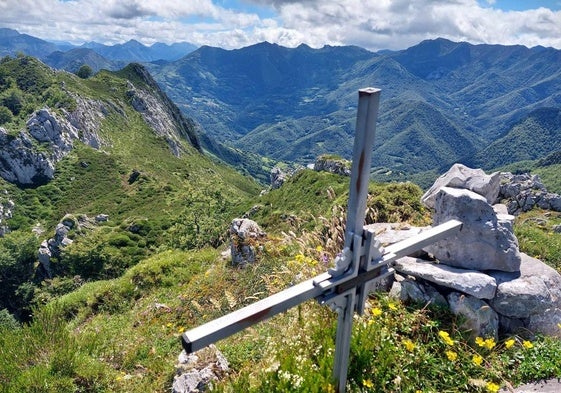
[475,336,485,347]
[403,339,416,352]
[388,302,398,311]
[522,340,533,349]
[316,245,323,252]
[362,379,374,388]
[505,338,515,349]
[472,354,483,366]
[445,350,458,361]
[371,307,382,317]
[438,330,455,346]
[486,381,500,393]
[484,338,496,350]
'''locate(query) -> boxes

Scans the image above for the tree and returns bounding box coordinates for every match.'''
[76,64,93,79]
[0,105,12,125]
[1,89,23,115]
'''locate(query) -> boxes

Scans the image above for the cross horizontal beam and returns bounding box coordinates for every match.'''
[181,219,462,353]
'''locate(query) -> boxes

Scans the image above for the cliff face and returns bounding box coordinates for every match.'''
[120,63,202,154]
[0,102,104,186]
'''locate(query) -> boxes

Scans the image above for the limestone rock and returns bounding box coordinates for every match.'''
[447,292,499,341]
[172,345,229,393]
[230,218,266,266]
[0,127,56,185]
[394,257,497,299]
[27,108,77,159]
[526,308,561,338]
[389,274,448,307]
[421,164,500,209]
[498,172,561,214]
[313,155,351,176]
[0,195,14,236]
[270,166,287,189]
[489,253,561,320]
[124,64,202,155]
[425,187,521,272]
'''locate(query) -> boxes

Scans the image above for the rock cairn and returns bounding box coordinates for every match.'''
[382,164,561,341]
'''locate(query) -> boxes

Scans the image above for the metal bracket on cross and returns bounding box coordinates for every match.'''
[181,88,463,393]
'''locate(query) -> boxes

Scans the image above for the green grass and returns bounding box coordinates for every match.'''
[515,210,561,271]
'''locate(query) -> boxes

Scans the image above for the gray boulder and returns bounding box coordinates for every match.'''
[389,274,448,307]
[425,187,521,272]
[172,345,229,393]
[230,218,266,266]
[421,164,500,209]
[489,253,561,322]
[447,292,499,342]
[394,257,497,299]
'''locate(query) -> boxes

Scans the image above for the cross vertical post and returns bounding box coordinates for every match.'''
[327,87,381,392]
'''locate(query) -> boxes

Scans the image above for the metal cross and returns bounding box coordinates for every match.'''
[181,88,462,392]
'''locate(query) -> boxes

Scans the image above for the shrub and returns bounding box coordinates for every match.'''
[0,105,12,124]
[75,64,93,79]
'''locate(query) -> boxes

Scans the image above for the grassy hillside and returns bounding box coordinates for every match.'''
[0,55,260,322]
[1,169,560,392]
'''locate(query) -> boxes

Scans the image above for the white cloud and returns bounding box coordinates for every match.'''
[0,0,560,50]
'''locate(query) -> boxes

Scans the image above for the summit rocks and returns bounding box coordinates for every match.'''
[389,164,561,340]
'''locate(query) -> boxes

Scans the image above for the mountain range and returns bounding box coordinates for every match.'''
[1,28,561,186]
[144,38,561,184]
[0,28,197,72]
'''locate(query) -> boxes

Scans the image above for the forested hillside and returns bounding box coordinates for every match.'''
[147,38,561,185]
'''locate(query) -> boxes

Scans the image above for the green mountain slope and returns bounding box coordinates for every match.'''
[473,107,561,169]
[146,38,561,179]
[0,55,260,321]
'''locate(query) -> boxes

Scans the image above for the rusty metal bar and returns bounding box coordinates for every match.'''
[182,272,331,353]
[344,87,381,251]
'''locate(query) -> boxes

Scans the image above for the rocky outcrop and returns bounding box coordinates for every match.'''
[270,166,287,189]
[0,191,14,237]
[172,345,229,393]
[313,155,351,176]
[0,127,56,185]
[64,94,110,149]
[37,214,100,278]
[0,96,107,186]
[123,63,201,154]
[385,164,561,340]
[230,218,266,266]
[498,172,561,214]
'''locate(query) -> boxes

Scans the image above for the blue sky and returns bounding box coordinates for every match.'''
[481,0,561,11]
[0,0,560,51]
